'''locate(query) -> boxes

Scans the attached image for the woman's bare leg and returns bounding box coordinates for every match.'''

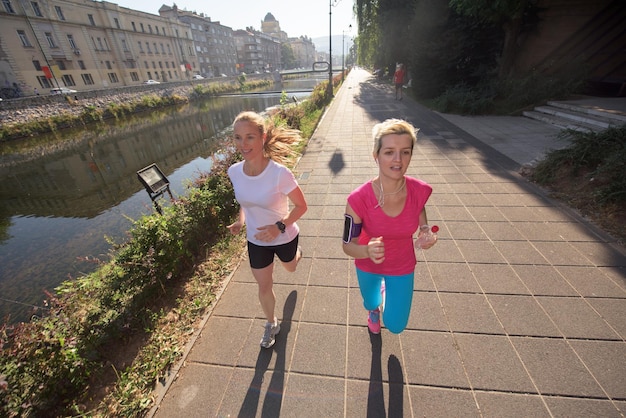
[251,263,276,323]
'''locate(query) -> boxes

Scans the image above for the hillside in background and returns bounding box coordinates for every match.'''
[312,35,354,55]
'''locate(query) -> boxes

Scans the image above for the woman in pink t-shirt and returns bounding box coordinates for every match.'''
[342,118,436,334]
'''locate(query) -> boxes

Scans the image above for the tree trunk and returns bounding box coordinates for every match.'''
[499,15,523,78]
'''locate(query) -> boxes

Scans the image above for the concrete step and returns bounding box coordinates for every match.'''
[547,100,626,124]
[522,110,600,132]
[523,100,626,132]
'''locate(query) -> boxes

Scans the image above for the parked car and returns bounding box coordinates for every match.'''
[50,87,77,95]
[143,79,160,85]
[192,74,204,80]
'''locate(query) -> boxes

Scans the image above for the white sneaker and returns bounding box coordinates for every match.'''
[260,320,280,348]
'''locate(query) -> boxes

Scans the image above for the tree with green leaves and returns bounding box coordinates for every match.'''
[355,0,381,67]
[376,0,415,71]
[281,44,297,70]
[449,0,537,78]
[408,0,502,99]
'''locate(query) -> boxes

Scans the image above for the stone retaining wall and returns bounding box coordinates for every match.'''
[0,75,268,128]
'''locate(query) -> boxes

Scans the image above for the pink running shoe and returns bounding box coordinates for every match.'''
[368,308,381,334]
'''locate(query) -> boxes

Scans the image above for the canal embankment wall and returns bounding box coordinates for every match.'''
[0,74,273,128]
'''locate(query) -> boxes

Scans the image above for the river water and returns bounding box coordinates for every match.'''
[0,78,319,323]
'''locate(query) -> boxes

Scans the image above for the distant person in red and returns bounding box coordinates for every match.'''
[393,64,406,100]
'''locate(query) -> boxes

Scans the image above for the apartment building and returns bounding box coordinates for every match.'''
[289,36,316,70]
[0,0,198,96]
[158,5,237,78]
[233,29,281,74]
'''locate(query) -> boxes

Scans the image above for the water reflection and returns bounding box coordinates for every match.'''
[0,82,314,323]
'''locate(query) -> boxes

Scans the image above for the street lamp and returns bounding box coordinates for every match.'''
[327,0,343,100]
[327,0,333,100]
[342,24,352,82]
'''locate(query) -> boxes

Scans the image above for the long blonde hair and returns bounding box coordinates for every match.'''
[233,111,302,166]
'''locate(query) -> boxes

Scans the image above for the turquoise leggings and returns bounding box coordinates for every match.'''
[356,268,414,334]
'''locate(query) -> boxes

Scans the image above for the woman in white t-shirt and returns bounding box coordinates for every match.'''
[227,111,307,349]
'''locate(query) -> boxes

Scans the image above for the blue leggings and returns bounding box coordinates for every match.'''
[356,268,414,334]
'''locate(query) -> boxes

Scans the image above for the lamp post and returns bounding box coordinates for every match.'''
[327,0,333,100]
[327,1,345,99]
[342,24,352,82]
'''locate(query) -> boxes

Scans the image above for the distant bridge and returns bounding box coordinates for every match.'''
[277,62,344,80]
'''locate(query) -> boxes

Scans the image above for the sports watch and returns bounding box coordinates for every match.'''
[275,221,286,233]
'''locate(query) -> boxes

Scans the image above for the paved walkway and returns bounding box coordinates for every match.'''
[151,68,626,417]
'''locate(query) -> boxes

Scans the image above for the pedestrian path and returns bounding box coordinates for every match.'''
[150,68,626,417]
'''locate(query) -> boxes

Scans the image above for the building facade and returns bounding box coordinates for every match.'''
[259,12,315,71]
[0,0,198,96]
[289,36,316,70]
[1,2,327,97]
[158,5,237,78]
[233,29,281,74]
[260,12,287,42]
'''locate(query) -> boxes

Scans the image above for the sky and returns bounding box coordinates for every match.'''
[111,0,357,40]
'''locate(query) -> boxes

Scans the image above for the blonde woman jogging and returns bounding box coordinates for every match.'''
[342,118,436,334]
[227,111,307,348]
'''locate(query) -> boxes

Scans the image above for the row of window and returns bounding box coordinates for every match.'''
[4,0,189,39]
[34,68,180,89]
[16,29,184,60]
[32,56,186,73]
[189,22,230,37]
[137,41,172,55]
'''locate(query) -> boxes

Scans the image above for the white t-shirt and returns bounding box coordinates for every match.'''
[228,159,299,246]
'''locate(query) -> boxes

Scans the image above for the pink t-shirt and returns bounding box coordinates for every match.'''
[347,176,432,275]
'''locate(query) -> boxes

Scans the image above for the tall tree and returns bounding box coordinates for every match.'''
[449,0,533,77]
[408,0,502,99]
[355,0,381,67]
[377,0,415,70]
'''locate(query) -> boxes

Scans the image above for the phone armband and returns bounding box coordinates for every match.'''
[342,214,362,244]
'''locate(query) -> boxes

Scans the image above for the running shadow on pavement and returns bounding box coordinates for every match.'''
[388,354,404,417]
[367,332,385,417]
[238,290,297,417]
[367,333,405,417]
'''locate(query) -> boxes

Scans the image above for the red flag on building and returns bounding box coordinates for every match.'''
[42,66,52,79]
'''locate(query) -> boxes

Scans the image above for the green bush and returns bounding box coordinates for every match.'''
[531,125,626,204]
[432,82,497,115]
[431,68,587,116]
[0,151,239,417]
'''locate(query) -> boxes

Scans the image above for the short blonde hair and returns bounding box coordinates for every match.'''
[372,118,418,155]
